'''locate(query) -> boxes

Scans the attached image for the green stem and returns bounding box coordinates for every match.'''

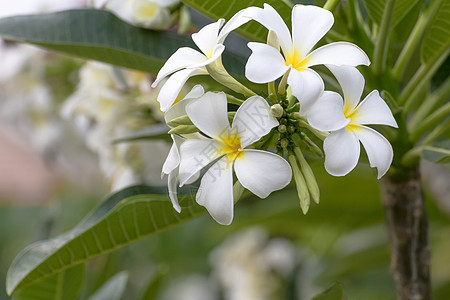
[323,0,341,11]
[410,102,450,141]
[297,119,329,141]
[206,64,257,98]
[392,0,441,80]
[373,0,397,75]
[288,154,310,214]
[398,47,450,106]
[268,81,277,104]
[409,76,450,133]
[226,94,244,105]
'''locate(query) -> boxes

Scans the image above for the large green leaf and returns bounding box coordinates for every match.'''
[421,0,450,64]
[181,0,292,42]
[362,0,421,28]
[0,9,246,77]
[422,141,450,164]
[13,264,85,300]
[88,272,128,300]
[6,185,205,295]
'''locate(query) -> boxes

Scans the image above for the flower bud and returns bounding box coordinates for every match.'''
[280,138,289,149]
[294,147,320,204]
[168,125,198,135]
[288,154,310,214]
[270,104,284,119]
[278,124,287,133]
[167,114,192,127]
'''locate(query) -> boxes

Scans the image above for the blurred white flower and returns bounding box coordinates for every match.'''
[244,4,370,115]
[105,0,179,29]
[307,66,397,178]
[210,227,297,300]
[178,92,291,225]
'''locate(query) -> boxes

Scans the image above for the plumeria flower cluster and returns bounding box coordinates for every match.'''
[154,3,397,224]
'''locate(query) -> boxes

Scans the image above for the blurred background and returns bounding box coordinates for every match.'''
[0,1,449,299]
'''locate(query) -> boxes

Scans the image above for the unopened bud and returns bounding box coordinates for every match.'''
[167,114,192,127]
[288,155,310,214]
[270,104,284,119]
[291,112,301,119]
[294,147,320,204]
[267,30,280,50]
[280,138,289,149]
[278,124,287,133]
[288,125,296,133]
[206,64,256,98]
[168,125,198,135]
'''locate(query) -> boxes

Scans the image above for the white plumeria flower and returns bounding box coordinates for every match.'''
[151,10,253,111]
[244,4,370,116]
[162,85,205,212]
[307,65,398,179]
[105,0,178,30]
[178,92,292,225]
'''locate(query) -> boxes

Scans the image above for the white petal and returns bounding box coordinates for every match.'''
[307,91,349,132]
[287,68,324,116]
[158,68,208,112]
[245,42,290,83]
[192,19,224,57]
[326,65,364,112]
[352,90,398,127]
[185,91,231,140]
[323,128,360,176]
[306,42,370,67]
[231,96,279,148]
[248,4,293,55]
[234,149,292,198]
[188,44,225,69]
[168,171,181,213]
[292,5,334,58]
[178,139,223,186]
[164,85,205,123]
[218,8,254,43]
[152,47,207,87]
[354,125,393,179]
[196,156,234,225]
[162,135,182,175]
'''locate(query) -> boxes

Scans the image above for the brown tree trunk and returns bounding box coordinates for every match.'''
[381,167,432,300]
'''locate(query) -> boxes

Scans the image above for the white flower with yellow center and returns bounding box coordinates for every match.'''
[177,92,292,225]
[244,4,370,115]
[162,85,205,212]
[307,66,398,178]
[151,10,254,111]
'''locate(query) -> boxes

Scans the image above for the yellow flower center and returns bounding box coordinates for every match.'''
[285,48,310,71]
[219,131,244,163]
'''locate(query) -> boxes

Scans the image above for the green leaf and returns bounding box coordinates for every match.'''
[113,124,171,144]
[422,141,450,164]
[13,264,85,300]
[181,0,292,42]
[88,272,128,300]
[6,185,205,295]
[421,0,450,64]
[0,9,247,77]
[311,282,346,300]
[362,0,421,28]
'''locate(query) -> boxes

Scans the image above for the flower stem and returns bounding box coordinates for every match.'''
[372,0,396,75]
[206,64,257,98]
[392,0,441,80]
[297,119,329,141]
[323,0,341,11]
[226,94,244,105]
[268,81,277,104]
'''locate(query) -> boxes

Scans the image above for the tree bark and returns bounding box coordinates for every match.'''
[381,167,432,300]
